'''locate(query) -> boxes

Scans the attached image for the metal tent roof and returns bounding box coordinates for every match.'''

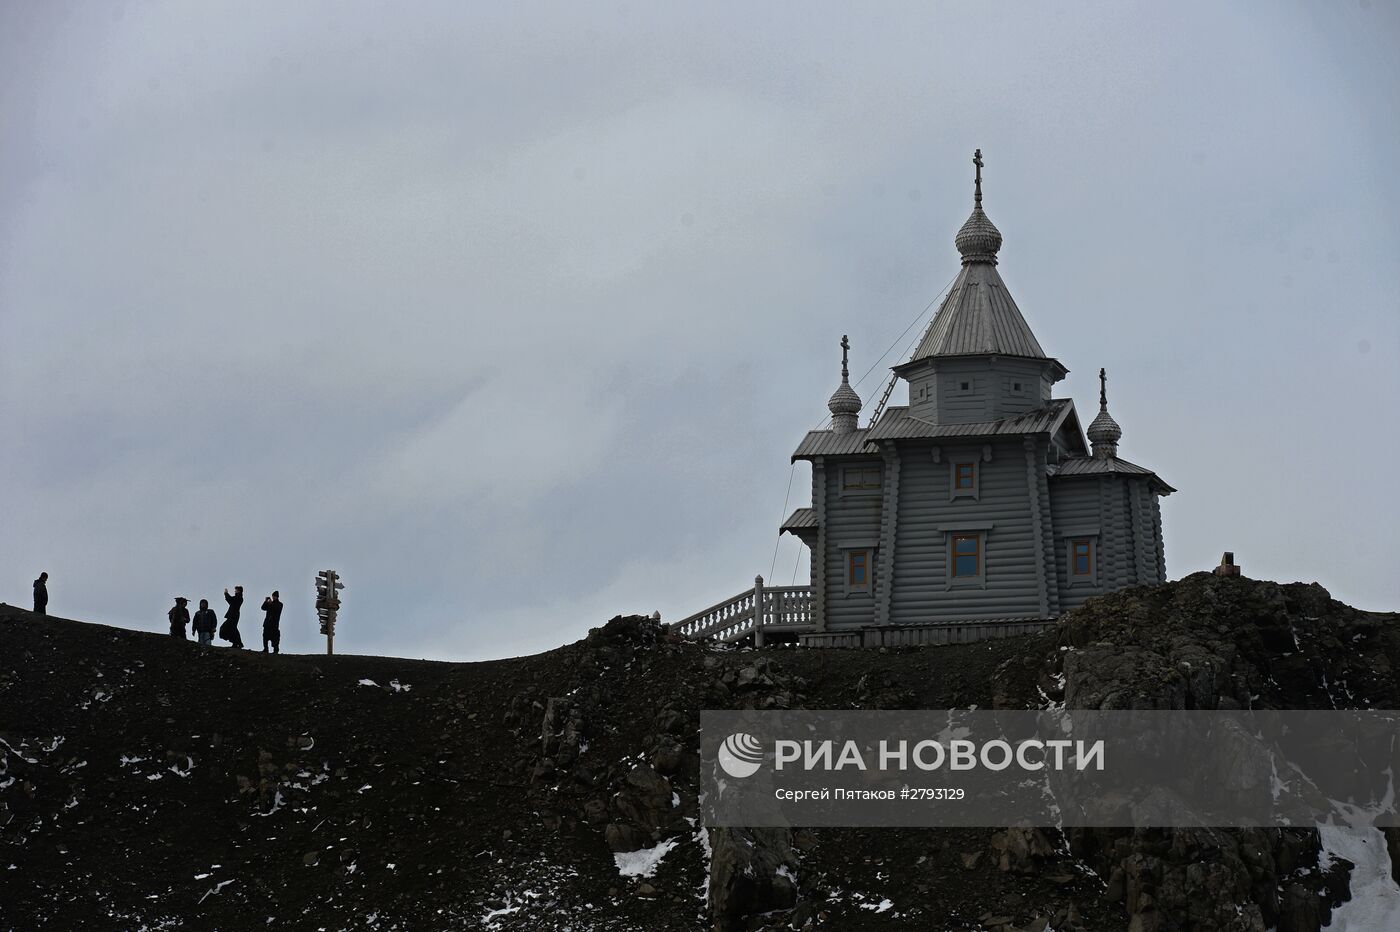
[906,259,1050,362]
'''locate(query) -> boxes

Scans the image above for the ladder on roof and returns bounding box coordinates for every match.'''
[865,274,959,428]
[867,372,900,427]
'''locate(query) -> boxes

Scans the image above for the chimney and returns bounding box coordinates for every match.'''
[1212,552,1241,577]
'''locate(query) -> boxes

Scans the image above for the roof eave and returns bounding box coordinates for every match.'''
[892,353,1068,378]
[791,429,883,462]
[1048,458,1176,496]
[1054,402,1089,455]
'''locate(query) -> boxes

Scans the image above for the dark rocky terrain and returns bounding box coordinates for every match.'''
[2,573,1397,931]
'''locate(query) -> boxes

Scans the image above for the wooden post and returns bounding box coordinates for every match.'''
[316,569,343,656]
[327,570,339,656]
[753,574,766,648]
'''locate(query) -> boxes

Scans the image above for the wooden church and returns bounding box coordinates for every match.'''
[674,153,1172,647]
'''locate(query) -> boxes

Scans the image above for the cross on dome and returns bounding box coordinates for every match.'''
[827,333,862,434]
[955,148,1002,264]
[974,148,984,208]
[1087,367,1124,458]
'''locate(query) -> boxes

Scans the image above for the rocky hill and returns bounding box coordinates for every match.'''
[2,573,1398,931]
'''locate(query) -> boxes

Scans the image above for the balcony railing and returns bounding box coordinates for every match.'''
[669,576,813,643]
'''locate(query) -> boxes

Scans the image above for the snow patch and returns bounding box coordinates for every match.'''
[1,739,39,764]
[614,838,680,878]
[252,789,285,818]
[482,902,521,923]
[1319,825,1400,929]
[857,897,894,913]
[197,879,237,905]
[695,828,712,900]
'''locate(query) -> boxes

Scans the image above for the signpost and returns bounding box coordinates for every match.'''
[315,569,344,655]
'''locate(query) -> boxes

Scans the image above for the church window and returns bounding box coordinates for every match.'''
[845,549,872,594]
[842,465,882,492]
[951,535,981,577]
[1064,536,1098,585]
[1013,381,1023,392]
[959,381,971,391]
[1071,539,1093,576]
[849,550,868,585]
[950,458,979,500]
[942,529,989,587]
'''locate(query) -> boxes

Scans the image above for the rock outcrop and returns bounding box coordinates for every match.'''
[2,574,1396,931]
[995,573,1400,932]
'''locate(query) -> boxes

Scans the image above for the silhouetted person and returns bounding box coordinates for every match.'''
[168,597,190,638]
[192,599,217,646]
[33,572,48,615]
[261,591,283,654]
[222,585,245,649]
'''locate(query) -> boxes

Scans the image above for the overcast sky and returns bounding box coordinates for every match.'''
[3,1,1397,660]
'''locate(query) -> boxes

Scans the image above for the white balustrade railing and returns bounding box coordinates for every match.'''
[671,576,813,642]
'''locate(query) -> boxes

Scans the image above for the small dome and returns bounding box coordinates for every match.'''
[828,379,862,417]
[1087,407,1123,445]
[1088,367,1122,457]
[955,207,1003,264]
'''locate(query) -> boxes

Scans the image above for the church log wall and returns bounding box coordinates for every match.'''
[875,445,901,626]
[1049,476,1104,613]
[1023,437,1053,618]
[887,437,1042,625]
[821,455,885,629]
[1149,488,1168,583]
[812,461,828,631]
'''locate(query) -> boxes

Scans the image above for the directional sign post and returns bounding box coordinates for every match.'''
[315,570,345,655]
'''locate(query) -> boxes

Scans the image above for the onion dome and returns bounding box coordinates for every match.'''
[955,208,1003,265]
[1087,367,1123,458]
[954,148,1003,265]
[828,334,862,435]
[827,380,861,417]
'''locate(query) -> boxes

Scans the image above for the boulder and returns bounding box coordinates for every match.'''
[708,826,797,931]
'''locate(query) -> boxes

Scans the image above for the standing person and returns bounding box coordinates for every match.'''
[168,597,190,638]
[222,586,245,649]
[192,599,217,646]
[261,591,283,654]
[33,572,48,615]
